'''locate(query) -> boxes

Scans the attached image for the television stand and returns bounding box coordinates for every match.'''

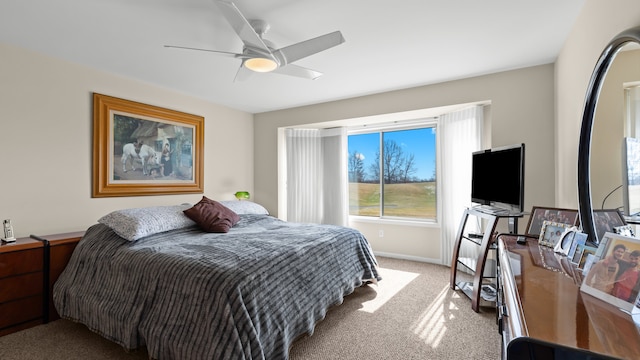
[449,207,524,312]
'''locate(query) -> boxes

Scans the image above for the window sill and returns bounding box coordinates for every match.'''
[348,215,438,227]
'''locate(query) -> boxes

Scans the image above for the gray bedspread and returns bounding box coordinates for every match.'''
[53,215,380,360]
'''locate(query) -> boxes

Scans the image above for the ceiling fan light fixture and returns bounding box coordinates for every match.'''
[244,57,278,72]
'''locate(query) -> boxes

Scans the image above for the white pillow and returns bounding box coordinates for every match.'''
[219,201,269,215]
[98,204,196,241]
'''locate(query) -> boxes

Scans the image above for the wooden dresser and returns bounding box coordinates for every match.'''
[0,231,84,336]
[497,234,640,359]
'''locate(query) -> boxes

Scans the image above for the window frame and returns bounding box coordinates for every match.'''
[347,119,439,222]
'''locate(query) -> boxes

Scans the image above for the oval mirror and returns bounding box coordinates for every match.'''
[578,26,640,246]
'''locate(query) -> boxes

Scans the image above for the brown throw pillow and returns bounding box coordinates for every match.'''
[183,196,240,233]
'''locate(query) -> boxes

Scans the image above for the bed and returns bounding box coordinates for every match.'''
[53,199,380,360]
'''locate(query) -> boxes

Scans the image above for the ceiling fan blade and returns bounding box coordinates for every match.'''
[273,64,323,80]
[164,45,248,58]
[274,31,345,65]
[214,1,273,57]
[234,64,254,82]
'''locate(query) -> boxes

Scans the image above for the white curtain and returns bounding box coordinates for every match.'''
[625,85,640,137]
[285,127,348,226]
[439,106,483,265]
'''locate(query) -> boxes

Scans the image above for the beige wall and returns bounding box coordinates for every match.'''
[555,0,640,209]
[255,65,556,261]
[0,43,254,238]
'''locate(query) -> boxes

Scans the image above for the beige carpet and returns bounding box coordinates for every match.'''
[0,257,500,359]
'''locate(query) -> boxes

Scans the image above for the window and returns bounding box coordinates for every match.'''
[625,83,640,137]
[348,125,437,220]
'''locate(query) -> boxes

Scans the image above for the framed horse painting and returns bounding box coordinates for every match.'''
[92,93,204,197]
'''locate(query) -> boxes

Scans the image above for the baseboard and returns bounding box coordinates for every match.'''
[373,251,441,265]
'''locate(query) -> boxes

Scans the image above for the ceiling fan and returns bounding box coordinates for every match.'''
[165,0,345,81]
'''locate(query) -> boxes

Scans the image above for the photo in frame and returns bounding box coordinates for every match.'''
[554,227,580,256]
[571,246,585,265]
[593,209,627,242]
[525,207,579,237]
[571,243,597,266]
[92,93,204,197]
[580,232,640,312]
[581,253,598,275]
[578,248,597,269]
[567,231,588,260]
[538,220,574,248]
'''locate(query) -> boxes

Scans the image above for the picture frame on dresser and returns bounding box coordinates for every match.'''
[525,206,579,237]
[553,228,581,255]
[580,232,640,312]
[592,209,627,242]
[92,93,204,197]
[576,246,597,269]
[567,231,588,260]
[538,220,573,248]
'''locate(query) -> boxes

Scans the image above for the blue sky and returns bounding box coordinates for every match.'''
[348,128,436,181]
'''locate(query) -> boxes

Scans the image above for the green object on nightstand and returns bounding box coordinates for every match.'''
[235,191,250,200]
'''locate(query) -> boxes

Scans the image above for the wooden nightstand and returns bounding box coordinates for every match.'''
[0,237,45,336]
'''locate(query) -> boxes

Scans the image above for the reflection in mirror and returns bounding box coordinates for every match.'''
[591,44,640,215]
[578,26,640,246]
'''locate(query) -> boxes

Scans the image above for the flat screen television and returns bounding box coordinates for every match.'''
[622,137,640,217]
[471,143,525,213]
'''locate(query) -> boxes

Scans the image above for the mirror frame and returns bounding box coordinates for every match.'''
[578,26,640,246]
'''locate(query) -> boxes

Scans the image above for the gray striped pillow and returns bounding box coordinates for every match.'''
[98,204,196,241]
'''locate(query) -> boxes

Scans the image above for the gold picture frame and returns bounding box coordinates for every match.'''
[92,93,204,197]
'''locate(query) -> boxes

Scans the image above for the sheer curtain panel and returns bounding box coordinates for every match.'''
[439,106,483,265]
[285,128,348,226]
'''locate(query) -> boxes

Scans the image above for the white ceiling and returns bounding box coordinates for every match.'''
[0,0,585,114]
